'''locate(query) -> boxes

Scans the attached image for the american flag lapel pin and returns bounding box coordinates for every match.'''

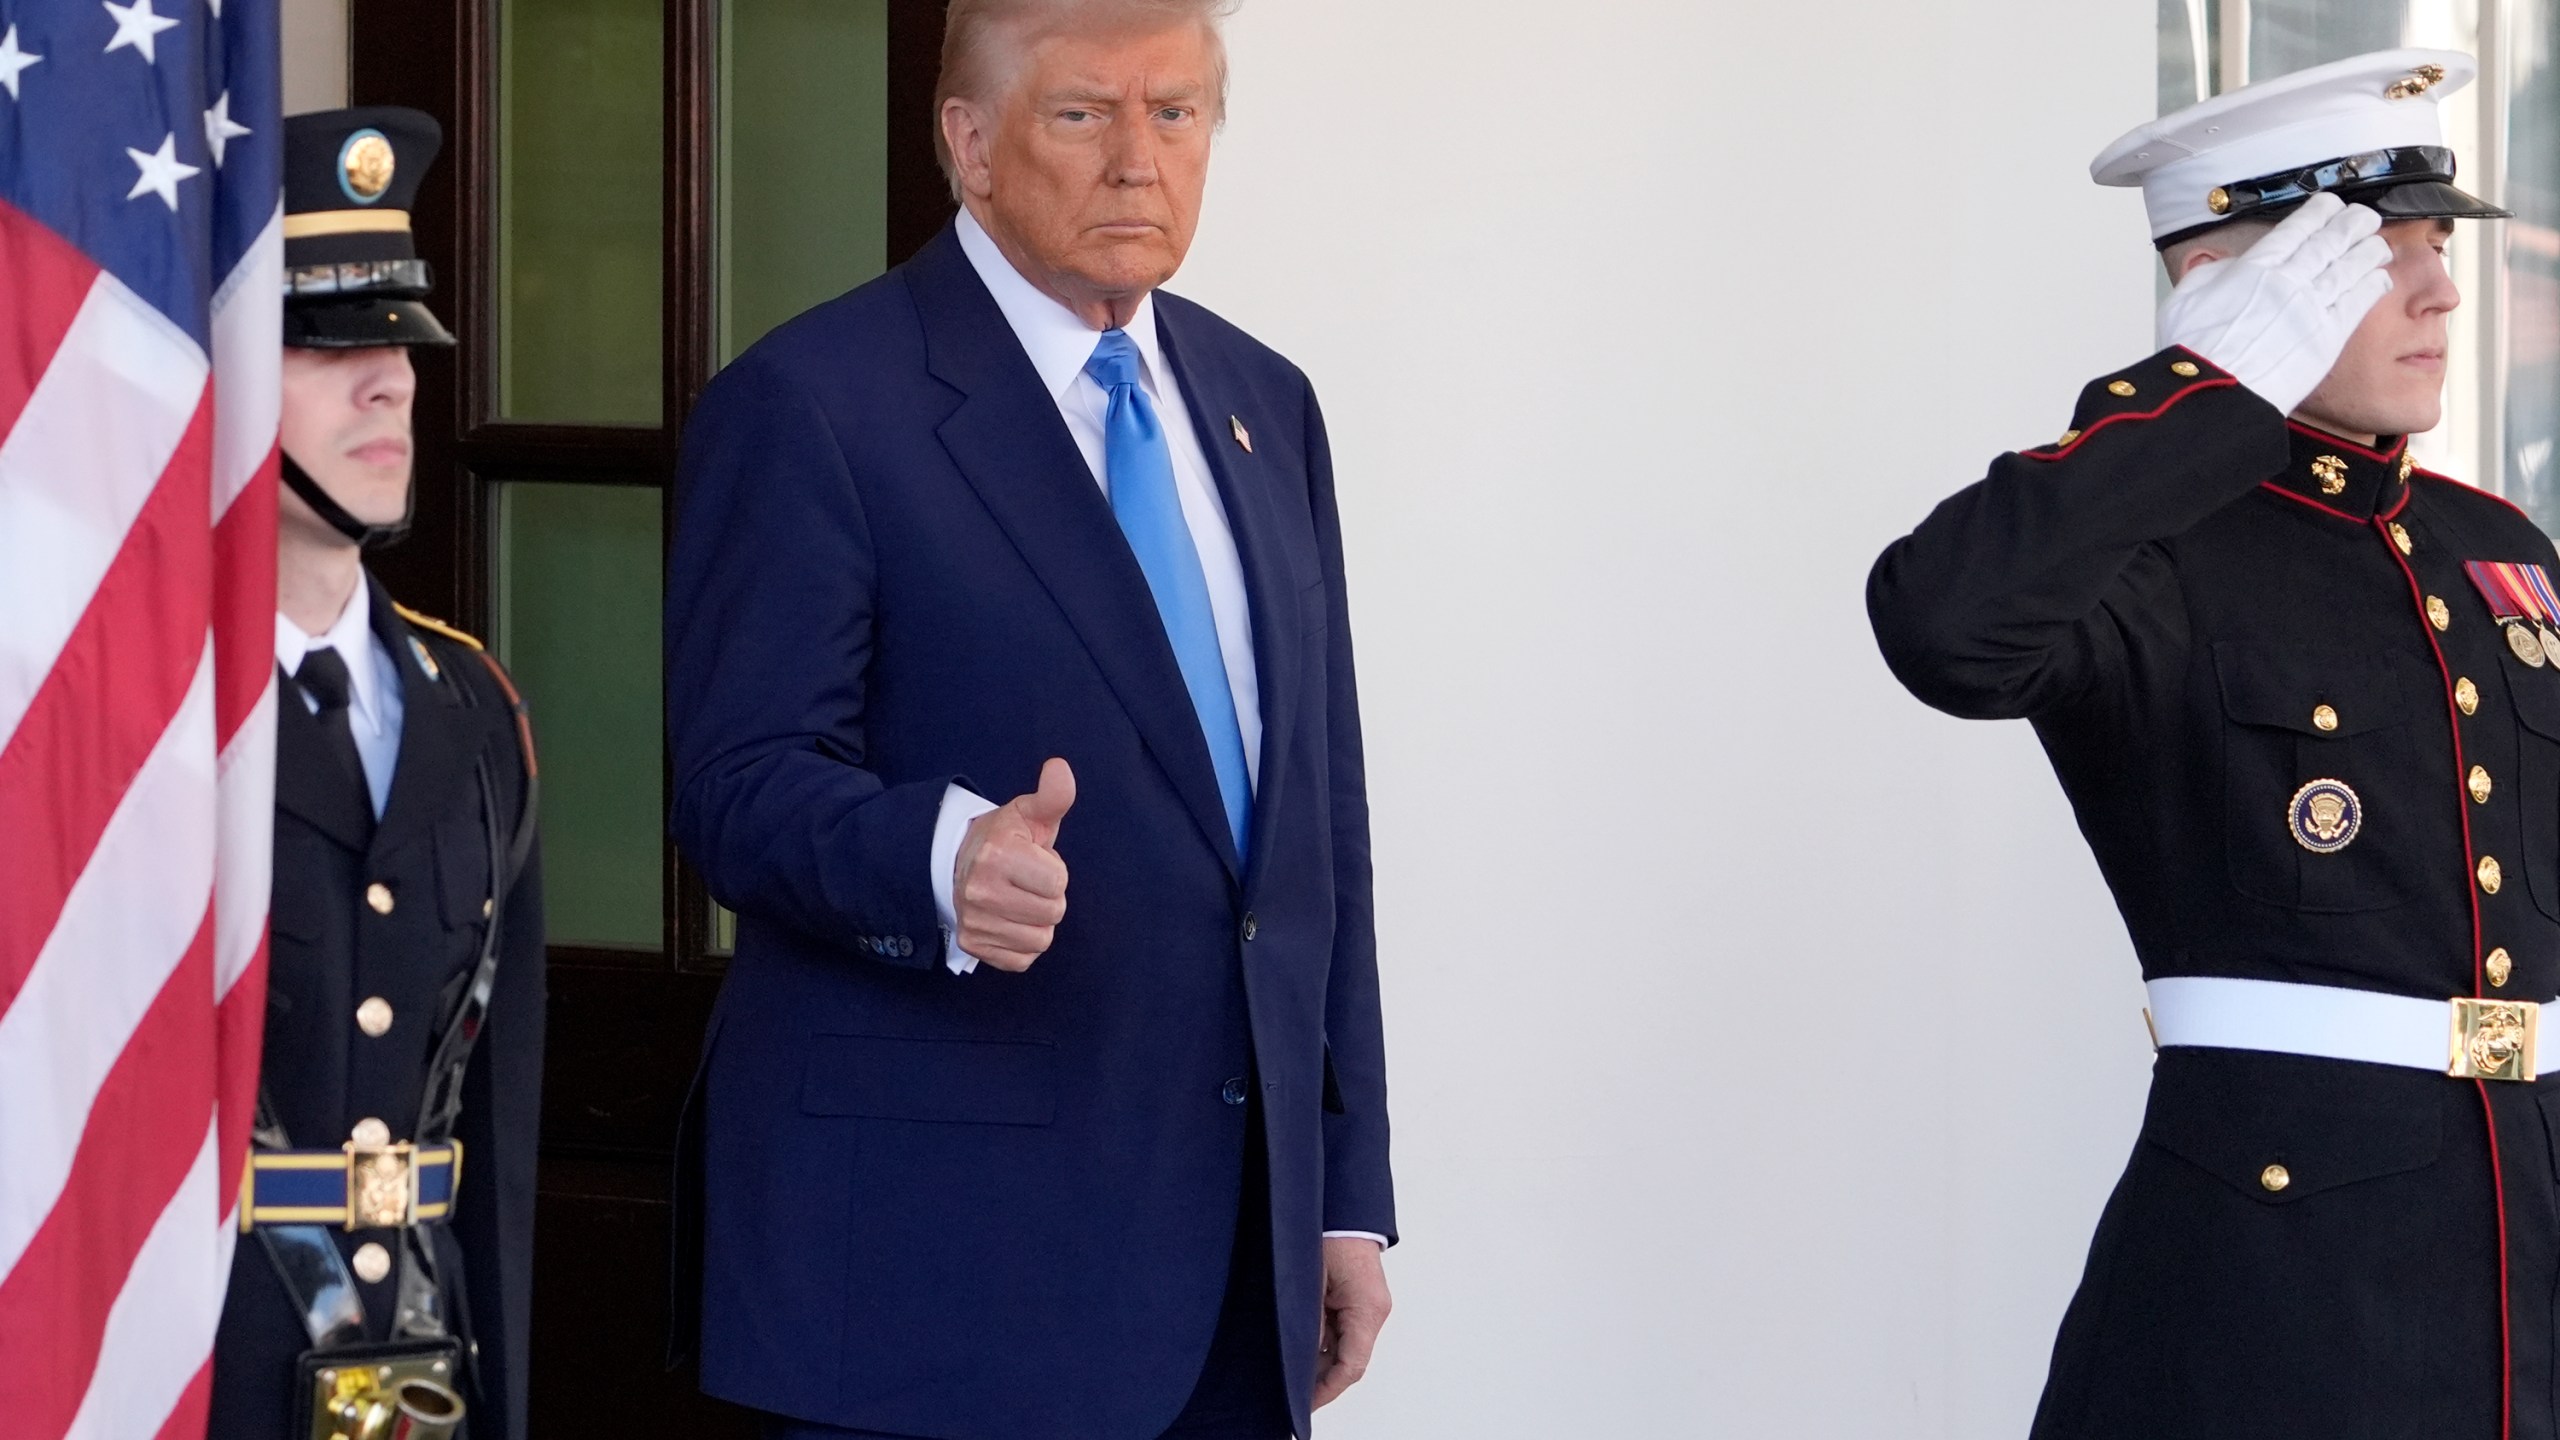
[1230,415,1252,454]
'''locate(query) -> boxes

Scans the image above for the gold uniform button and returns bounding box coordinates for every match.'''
[2429,595,2452,631]
[481,897,495,920]
[351,1242,392,1284]
[2472,767,2495,804]
[2489,948,2515,988]
[350,1117,391,1148]
[2481,856,2506,895]
[2390,522,2414,555]
[2056,429,2081,447]
[2312,704,2340,732]
[2107,380,2137,397]
[356,997,393,1037]
[2170,360,2201,378]
[2260,1164,2291,1193]
[366,883,395,916]
[2458,677,2481,715]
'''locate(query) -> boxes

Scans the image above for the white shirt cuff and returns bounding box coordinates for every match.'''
[1322,1231,1388,1248]
[931,783,1001,975]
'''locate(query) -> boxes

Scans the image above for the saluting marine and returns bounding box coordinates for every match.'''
[208,109,544,1440]
[1869,50,2560,1439]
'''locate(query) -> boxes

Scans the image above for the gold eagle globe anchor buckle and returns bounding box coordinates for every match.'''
[2450,997,2540,1082]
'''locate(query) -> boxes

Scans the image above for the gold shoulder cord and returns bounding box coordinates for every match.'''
[392,602,485,652]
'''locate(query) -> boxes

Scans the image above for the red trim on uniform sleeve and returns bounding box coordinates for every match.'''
[2258,483,2368,524]
[2020,378,2241,462]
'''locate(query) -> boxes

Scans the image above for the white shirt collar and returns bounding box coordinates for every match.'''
[275,578,389,726]
[955,206,1170,401]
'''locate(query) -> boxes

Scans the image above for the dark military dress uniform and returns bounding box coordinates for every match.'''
[1871,349,2560,1438]
[208,584,543,1440]
[207,107,544,1440]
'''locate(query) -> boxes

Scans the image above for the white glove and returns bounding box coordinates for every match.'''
[2156,193,2395,417]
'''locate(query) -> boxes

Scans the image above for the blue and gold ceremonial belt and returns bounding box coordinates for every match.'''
[239,1141,462,1232]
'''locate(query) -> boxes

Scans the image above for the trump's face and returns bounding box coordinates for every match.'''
[948,19,1218,324]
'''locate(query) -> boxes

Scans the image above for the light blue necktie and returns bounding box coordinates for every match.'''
[1085,329,1253,861]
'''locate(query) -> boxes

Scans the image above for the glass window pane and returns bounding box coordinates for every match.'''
[2506,15,2560,527]
[495,481,665,950]
[716,0,889,364]
[498,0,665,424]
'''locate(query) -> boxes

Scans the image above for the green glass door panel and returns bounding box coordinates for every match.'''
[716,0,889,364]
[494,481,665,949]
[497,0,664,423]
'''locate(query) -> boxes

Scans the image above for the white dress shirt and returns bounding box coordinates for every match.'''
[932,208,1262,975]
[275,579,405,820]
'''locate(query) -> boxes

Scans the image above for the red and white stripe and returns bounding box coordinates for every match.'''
[0,193,279,1438]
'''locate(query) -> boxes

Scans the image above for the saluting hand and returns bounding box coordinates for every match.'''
[952,758,1075,972]
[2158,191,2395,417]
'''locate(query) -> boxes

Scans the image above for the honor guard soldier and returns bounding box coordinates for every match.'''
[1868,50,2560,1439]
[208,109,544,1440]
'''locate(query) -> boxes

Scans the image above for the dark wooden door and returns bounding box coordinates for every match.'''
[345,2,952,1432]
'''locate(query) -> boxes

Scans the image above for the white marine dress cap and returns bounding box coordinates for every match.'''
[2091,47,2511,245]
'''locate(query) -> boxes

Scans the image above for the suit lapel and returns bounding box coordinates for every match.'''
[907,226,1241,876]
[274,661,375,852]
[370,572,479,856]
[1154,305,1305,894]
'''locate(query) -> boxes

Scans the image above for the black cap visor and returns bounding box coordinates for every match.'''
[2156,145,2514,248]
[2367,177,2512,222]
[285,297,457,349]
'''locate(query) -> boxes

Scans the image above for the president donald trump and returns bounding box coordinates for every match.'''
[664,2,1395,1436]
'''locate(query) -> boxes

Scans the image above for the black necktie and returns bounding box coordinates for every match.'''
[294,646,371,812]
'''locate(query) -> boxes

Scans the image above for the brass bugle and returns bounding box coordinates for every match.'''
[385,1378,464,1440]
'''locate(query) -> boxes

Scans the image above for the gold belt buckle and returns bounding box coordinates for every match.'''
[344,1141,418,1230]
[2450,997,2540,1083]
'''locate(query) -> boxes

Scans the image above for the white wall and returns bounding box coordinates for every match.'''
[1173,4,2161,1435]
[281,0,347,114]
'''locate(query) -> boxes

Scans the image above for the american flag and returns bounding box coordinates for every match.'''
[0,0,281,1434]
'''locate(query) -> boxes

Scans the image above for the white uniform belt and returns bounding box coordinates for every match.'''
[2144,976,2548,1083]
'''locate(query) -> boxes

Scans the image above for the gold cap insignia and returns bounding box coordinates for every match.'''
[2311,454,2349,495]
[2387,64,2448,101]
[340,130,396,204]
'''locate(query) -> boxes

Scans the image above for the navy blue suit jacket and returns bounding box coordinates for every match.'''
[665,222,1394,1439]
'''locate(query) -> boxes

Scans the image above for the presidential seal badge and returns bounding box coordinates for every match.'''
[2289,778,2363,854]
[340,128,396,203]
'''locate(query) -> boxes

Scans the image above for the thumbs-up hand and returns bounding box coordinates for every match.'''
[952,758,1075,972]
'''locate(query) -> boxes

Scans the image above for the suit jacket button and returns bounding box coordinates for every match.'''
[1221,1077,1248,1106]
[1241,913,1259,943]
[366,883,395,916]
[356,997,393,1037]
[897,937,914,957]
